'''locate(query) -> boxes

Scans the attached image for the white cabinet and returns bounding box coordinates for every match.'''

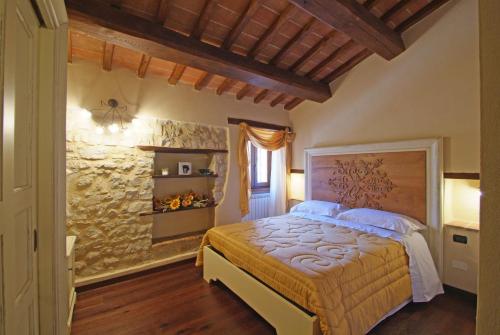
[67,236,77,332]
[443,222,479,294]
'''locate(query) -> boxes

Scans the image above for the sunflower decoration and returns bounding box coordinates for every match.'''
[169,197,181,210]
[154,191,214,212]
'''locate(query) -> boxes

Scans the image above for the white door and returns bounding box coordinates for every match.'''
[0,0,40,333]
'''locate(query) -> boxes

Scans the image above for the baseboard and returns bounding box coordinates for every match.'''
[75,251,198,290]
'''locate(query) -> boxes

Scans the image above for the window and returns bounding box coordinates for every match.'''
[250,144,272,193]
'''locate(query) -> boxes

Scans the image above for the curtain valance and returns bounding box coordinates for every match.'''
[238,123,295,216]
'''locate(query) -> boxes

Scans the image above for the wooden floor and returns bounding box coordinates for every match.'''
[72,260,477,335]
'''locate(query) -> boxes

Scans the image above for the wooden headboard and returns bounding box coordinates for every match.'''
[310,151,427,223]
[304,139,443,275]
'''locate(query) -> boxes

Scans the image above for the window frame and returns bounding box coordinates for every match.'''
[250,144,272,193]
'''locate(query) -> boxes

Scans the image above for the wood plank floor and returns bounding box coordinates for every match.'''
[72,260,477,335]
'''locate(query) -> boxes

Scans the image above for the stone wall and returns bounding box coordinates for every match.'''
[66,144,154,277]
[67,112,228,279]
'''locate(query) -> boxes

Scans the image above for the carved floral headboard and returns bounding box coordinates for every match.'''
[304,139,444,275]
[310,151,427,223]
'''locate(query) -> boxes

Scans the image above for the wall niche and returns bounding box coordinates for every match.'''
[66,115,228,283]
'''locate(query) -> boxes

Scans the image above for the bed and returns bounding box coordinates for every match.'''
[196,139,444,335]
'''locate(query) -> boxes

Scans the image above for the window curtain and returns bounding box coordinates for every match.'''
[269,147,287,216]
[238,123,295,216]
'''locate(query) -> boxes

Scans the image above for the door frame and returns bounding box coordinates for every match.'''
[33,0,68,334]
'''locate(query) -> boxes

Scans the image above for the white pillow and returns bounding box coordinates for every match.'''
[335,208,426,234]
[290,200,347,217]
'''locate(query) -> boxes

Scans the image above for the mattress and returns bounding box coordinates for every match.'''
[196,214,412,335]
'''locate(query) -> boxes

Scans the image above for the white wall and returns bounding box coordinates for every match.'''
[67,61,290,225]
[289,0,479,174]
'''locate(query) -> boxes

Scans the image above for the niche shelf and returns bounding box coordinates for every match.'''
[152,229,208,245]
[137,145,220,246]
[152,174,219,179]
[137,145,228,154]
[139,203,218,216]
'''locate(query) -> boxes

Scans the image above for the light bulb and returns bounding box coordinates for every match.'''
[108,123,119,134]
[81,108,92,119]
[95,126,104,135]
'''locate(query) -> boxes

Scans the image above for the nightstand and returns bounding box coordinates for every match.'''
[443,222,479,294]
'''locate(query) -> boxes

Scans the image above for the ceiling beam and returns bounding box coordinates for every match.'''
[287,0,405,60]
[248,4,295,58]
[223,0,263,50]
[168,64,186,85]
[322,48,372,82]
[289,31,335,72]
[254,89,269,103]
[270,93,286,107]
[284,97,304,110]
[191,0,217,39]
[102,42,115,71]
[194,72,212,90]
[216,78,236,95]
[66,0,331,102]
[270,17,315,65]
[395,0,452,33]
[236,84,253,100]
[137,54,151,78]
[321,0,452,84]
[380,0,412,22]
[307,40,356,79]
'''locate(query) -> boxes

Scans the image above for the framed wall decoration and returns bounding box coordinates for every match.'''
[178,162,192,175]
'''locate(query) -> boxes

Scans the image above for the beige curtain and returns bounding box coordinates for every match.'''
[238,123,295,216]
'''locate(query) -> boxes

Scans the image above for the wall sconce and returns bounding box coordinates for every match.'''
[289,172,305,201]
[89,98,131,135]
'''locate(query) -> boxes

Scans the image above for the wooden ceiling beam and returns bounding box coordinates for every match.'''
[216,78,236,95]
[363,0,378,9]
[322,48,372,82]
[168,64,186,85]
[395,0,452,33]
[157,0,170,24]
[380,0,412,22]
[194,71,212,90]
[270,93,286,107]
[248,4,294,58]
[236,84,253,100]
[307,40,356,79]
[191,0,217,39]
[254,89,269,103]
[223,0,263,50]
[270,17,315,65]
[284,97,304,110]
[137,54,152,78]
[289,31,335,72]
[102,42,115,71]
[287,0,404,60]
[322,0,452,84]
[67,0,331,102]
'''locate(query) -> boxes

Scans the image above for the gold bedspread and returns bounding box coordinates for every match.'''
[196,215,412,335]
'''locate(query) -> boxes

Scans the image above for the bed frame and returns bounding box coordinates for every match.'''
[203,138,443,335]
[203,246,321,335]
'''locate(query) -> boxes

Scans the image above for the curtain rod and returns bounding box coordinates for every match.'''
[227,118,292,131]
